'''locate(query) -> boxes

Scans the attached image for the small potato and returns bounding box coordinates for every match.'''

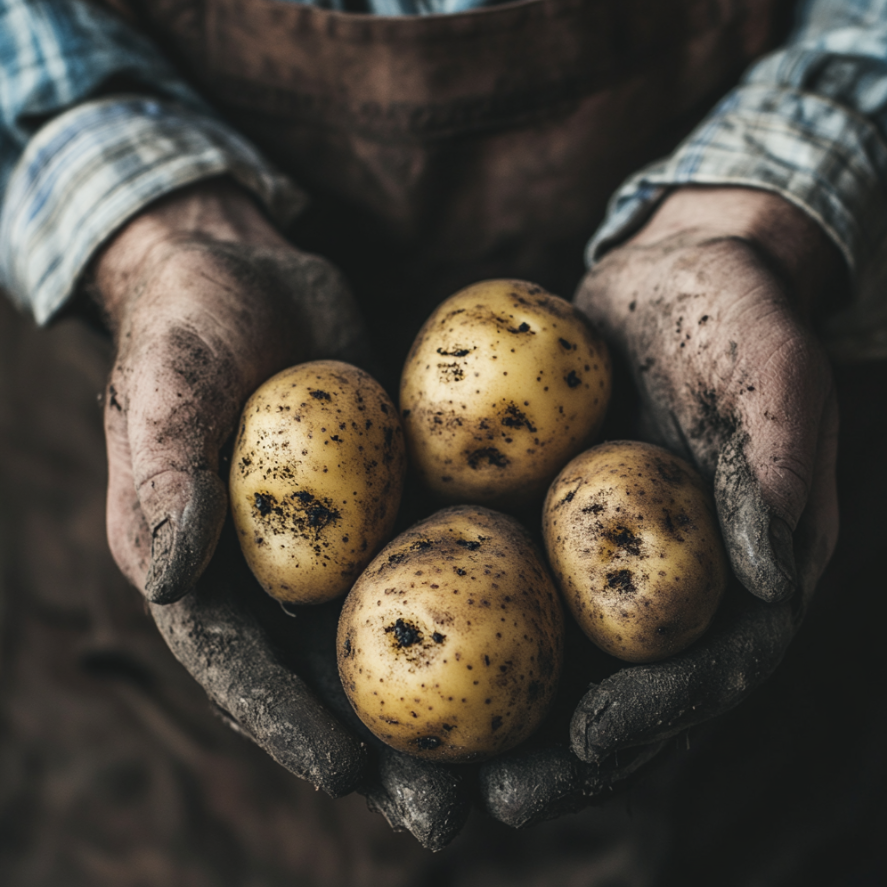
[543,441,728,663]
[338,505,564,762]
[230,361,406,605]
[400,279,610,508]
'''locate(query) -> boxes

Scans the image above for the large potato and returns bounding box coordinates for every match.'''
[400,279,610,508]
[543,441,727,663]
[230,361,406,605]
[338,505,564,762]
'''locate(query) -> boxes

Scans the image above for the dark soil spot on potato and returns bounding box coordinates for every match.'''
[254,492,274,516]
[386,618,423,648]
[501,403,537,433]
[467,447,509,469]
[565,371,581,388]
[436,347,473,357]
[604,525,642,556]
[456,539,482,551]
[416,736,441,750]
[292,491,340,529]
[606,569,636,594]
[309,389,332,401]
[438,362,465,382]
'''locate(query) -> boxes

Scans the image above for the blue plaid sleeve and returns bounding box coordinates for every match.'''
[587,0,887,358]
[0,0,304,323]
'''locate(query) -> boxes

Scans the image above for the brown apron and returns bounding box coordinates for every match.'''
[10,2,886,884]
[110,0,786,362]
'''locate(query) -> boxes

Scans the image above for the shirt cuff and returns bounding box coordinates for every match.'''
[0,95,307,324]
[586,83,887,282]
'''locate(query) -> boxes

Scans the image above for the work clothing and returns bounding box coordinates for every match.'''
[1,0,886,882]
[1,0,887,356]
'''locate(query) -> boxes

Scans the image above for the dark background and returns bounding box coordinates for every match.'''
[1,294,885,886]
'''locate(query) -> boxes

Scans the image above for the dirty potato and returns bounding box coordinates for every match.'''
[543,441,727,663]
[399,279,611,509]
[230,361,406,605]
[338,505,564,762]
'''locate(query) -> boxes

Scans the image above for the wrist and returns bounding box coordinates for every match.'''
[628,187,847,317]
[92,178,291,334]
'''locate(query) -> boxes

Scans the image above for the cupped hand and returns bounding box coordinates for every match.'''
[93,180,469,848]
[480,187,844,828]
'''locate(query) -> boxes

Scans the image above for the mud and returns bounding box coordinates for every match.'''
[501,403,536,432]
[149,538,366,799]
[570,589,796,766]
[606,569,636,594]
[467,447,509,469]
[387,618,423,648]
[714,432,795,603]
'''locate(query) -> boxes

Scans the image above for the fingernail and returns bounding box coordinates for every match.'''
[570,695,611,764]
[145,519,187,604]
[768,516,797,595]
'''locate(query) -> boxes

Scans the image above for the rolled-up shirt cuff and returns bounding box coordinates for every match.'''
[586,83,887,282]
[0,95,307,324]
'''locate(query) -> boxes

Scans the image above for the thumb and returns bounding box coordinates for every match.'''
[713,431,798,605]
[122,326,242,604]
[140,469,228,604]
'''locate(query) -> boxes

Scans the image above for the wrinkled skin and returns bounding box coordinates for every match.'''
[95,180,844,844]
[93,179,469,850]
[478,187,843,828]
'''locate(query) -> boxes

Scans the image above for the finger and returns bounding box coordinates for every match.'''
[479,744,605,829]
[359,746,471,851]
[149,553,366,798]
[714,334,833,604]
[253,595,472,850]
[570,593,795,765]
[479,741,663,829]
[104,374,152,588]
[124,325,238,604]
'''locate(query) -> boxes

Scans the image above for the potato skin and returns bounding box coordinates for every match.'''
[338,506,564,763]
[399,279,611,508]
[230,361,406,605]
[543,441,728,663]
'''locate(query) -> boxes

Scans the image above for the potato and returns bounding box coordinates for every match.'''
[230,361,406,605]
[337,505,564,762]
[543,441,727,663]
[399,279,611,508]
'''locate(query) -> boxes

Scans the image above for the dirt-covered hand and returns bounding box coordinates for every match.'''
[480,187,844,828]
[95,180,368,603]
[92,180,470,847]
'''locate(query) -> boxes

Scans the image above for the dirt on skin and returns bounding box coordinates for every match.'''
[574,235,815,604]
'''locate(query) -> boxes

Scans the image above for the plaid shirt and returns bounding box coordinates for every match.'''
[2,0,887,357]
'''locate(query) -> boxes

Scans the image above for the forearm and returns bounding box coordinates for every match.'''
[0,0,303,324]
[620,187,847,318]
[587,0,887,353]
